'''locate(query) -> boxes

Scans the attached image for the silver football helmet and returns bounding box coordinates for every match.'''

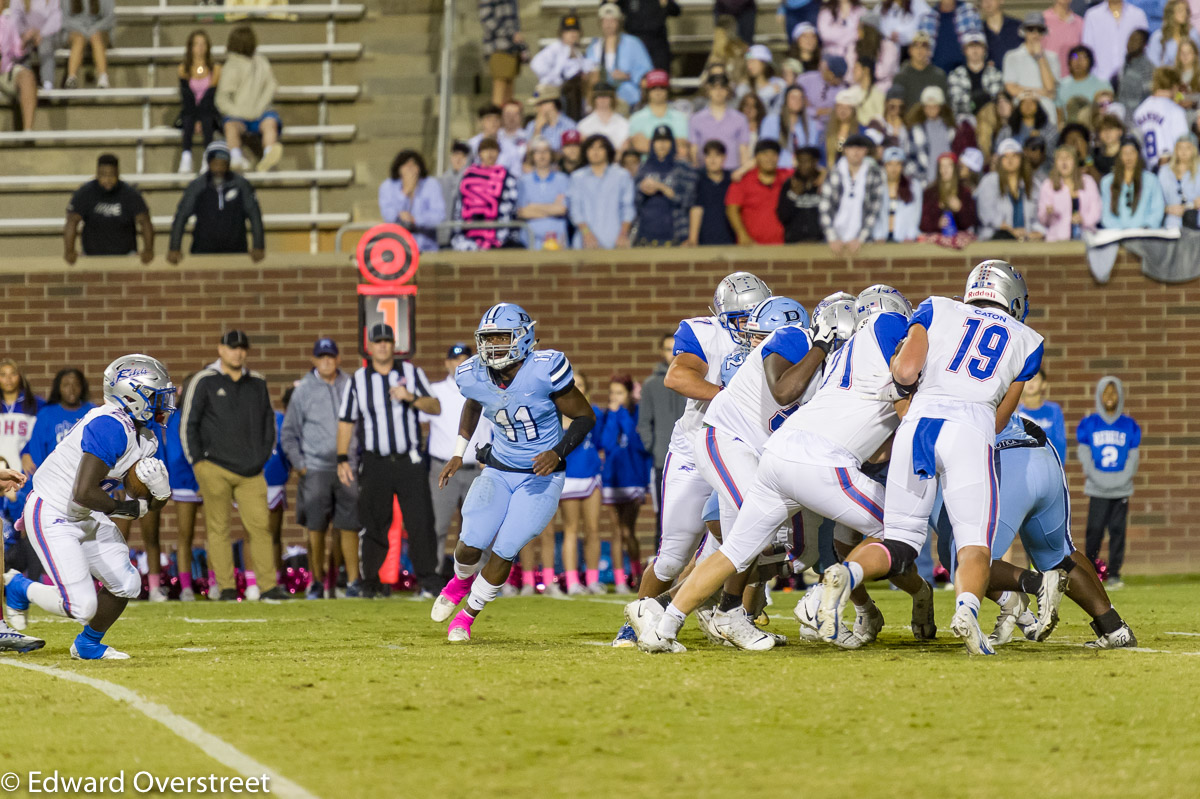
[854,284,913,332]
[812,291,857,348]
[712,272,772,345]
[964,259,1029,321]
[102,354,175,423]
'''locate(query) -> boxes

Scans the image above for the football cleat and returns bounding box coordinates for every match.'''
[567,582,587,596]
[910,579,937,640]
[611,623,638,648]
[763,630,789,647]
[179,587,195,602]
[613,582,632,595]
[447,610,474,642]
[853,604,885,644]
[243,584,261,602]
[1084,623,1137,649]
[636,624,685,654]
[499,583,518,598]
[830,630,869,650]
[543,581,565,597]
[149,586,169,603]
[70,642,130,660]
[817,564,852,642]
[432,574,475,623]
[587,582,608,596]
[696,608,734,647]
[793,583,823,641]
[519,584,535,597]
[0,620,43,653]
[950,605,996,656]
[989,592,1029,647]
[4,570,30,631]
[712,608,775,651]
[624,598,664,641]
[1032,569,1069,642]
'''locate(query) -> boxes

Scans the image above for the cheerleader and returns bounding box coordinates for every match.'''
[599,375,650,594]
[560,373,605,595]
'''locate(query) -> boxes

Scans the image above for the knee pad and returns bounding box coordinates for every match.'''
[652,553,685,583]
[880,540,919,579]
[110,569,145,601]
[71,591,99,623]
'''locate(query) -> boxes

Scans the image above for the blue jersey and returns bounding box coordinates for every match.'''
[23,402,96,466]
[457,349,574,471]
[565,405,603,479]
[600,405,650,489]
[263,411,291,487]
[164,406,198,492]
[1076,413,1141,472]
[1018,401,1067,463]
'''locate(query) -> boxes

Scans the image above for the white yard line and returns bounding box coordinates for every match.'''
[1166,631,1200,637]
[182,617,268,624]
[0,659,319,799]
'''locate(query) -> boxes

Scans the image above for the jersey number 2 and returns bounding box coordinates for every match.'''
[947,319,1010,380]
[495,406,538,442]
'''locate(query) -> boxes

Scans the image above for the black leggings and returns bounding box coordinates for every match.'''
[180,86,217,153]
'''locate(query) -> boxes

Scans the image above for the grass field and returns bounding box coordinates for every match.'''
[3,579,1200,799]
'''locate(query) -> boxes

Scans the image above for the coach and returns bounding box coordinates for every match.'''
[337,323,443,598]
[182,330,287,601]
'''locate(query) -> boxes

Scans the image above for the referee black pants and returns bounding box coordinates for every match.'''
[358,452,441,594]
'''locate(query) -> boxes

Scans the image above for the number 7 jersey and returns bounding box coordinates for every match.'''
[456,349,573,471]
[908,296,1044,431]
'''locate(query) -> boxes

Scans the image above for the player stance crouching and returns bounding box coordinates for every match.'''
[4,356,174,660]
[0,468,45,652]
[430,304,595,642]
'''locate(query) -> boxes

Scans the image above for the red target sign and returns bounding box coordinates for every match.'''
[355,223,420,286]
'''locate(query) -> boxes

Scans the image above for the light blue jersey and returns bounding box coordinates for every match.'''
[456,349,573,471]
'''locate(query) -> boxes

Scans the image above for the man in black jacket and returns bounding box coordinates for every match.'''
[167,141,265,264]
[619,0,681,72]
[180,330,287,601]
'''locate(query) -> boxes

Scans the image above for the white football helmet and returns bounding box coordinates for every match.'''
[711,272,772,345]
[964,259,1029,321]
[812,291,857,348]
[102,355,175,423]
[854,284,913,332]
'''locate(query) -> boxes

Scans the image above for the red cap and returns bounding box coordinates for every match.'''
[561,129,582,146]
[644,69,671,89]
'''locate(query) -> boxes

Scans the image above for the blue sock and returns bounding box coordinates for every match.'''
[74,625,107,657]
[4,572,30,610]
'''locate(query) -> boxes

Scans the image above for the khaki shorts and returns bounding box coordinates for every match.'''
[0,64,28,98]
[488,51,520,82]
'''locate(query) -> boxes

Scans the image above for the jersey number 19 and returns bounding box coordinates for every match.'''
[947,318,1010,380]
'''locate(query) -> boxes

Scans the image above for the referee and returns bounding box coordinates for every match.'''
[337,323,443,598]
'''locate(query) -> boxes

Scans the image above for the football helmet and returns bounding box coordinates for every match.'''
[102,355,175,423]
[854,284,913,332]
[745,297,810,346]
[812,291,857,347]
[711,272,772,345]
[476,303,537,370]
[964,259,1029,321]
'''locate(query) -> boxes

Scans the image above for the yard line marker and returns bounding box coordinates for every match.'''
[183,617,268,624]
[585,598,629,605]
[176,647,212,653]
[581,641,614,646]
[0,659,320,799]
[1166,631,1200,637]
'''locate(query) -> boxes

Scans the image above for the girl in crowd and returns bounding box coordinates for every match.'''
[62,0,114,88]
[177,30,221,174]
[560,373,605,595]
[817,0,864,64]
[906,85,956,182]
[851,57,885,125]
[1091,114,1126,180]
[824,87,866,170]
[1174,39,1200,113]
[740,46,786,114]
[738,92,768,151]
[1149,0,1200,67]
[378,150,446,252]
[918,152,977,246]
[856,15,898,93]
[760,85,824,169]
[788,22,821,72]
[599,375,649,595]
[217,25,283,172]
[878,86,911,153]
[1037,144,1102,241]
[0,360,43,473]
[873,146,922,241]
[878,0,929,48]
[20,368,92,474]
[1100,135,1165,230]
[975,138,1042,241]
[1159,134,1200,228]
[997,92,1058,151]
[1116,29,1154,112]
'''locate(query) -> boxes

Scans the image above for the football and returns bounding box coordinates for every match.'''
[123,461,152,500]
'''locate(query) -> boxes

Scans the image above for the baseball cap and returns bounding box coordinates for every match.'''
[995,138,1023,156]
[205,141,231,162]
[313,337,339,357]
[835,86,865,106]
[369,323,396,343]
[1021,11,1047,31]
[791,21,816,39]
[962,31,986,46]
[561,129,582,147]
[911,31,932,46]
[706,71,731,88]
[960,147,985,173]
[528,84,561,106]
[823,54,848,79]
[598,2,622,20]
[746,44,773,64]
[920,85,946,106]
[882,146,906,163]
[447,342,472,359]
[645,69,671,89]
[221,329,250,349]
[651,124,674,142]
[885,85,907,102]
[560,13,580,30]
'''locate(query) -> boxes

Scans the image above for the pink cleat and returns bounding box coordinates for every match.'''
[431,575,475,623]
[447,610,475,642]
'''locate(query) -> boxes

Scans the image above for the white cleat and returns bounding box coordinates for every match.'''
[764,630,789,647]
[950,605,996,656]
[179,587,195,602]
[567,582,587,596]
[989,592,1029,647]
[0,620,43,652]
[624,597,664,641]
[70,642,130,660]
[1085,623,1137,649]
[543,581,565,597]
[149,586,169,603]
[793,583,823,642]
[910,579,937,640]
[696,608,734,647]
[636,624,685,653]
[500,583,518,598]
[586,582,608,595]
[830,630,869,649]
[817,564,852,642]
[853,604,885,644]
[1032,569,1069,642]
[207,582,221,600]
[519,584,536,597]
[613,582,632,595]
[447,625,471,643]
[713,608,776,651]
[243,584,261,602]
[430,595,459,623]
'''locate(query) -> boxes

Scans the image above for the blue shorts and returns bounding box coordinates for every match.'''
[458,468,565,561]
[223,110,282,135]
[701,490,720,524]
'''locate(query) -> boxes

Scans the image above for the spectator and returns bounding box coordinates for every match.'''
[627,69,689,153]
[20,367,92,473]
[797,53,848,121]
[600,374,647,594]
[336,323,442,599]
[1037,143,1102,239]
[1043,0,1084,76]
[61,0,112,89]
[1082,0,1149,83]
[714,0,757,46]
[702,15,749,86]
[281,338,360,599]
[1003,13,1061,124]
[1016,367,1067,462]
[780,56,805,86]
[781,2,821,45]
[761,85,824,168]
[517,137,570,250]
[872,145,923,240]
[997,90,1058,149]
[635,333,684,550]
[0,7,35,129]
[467,103,503,160]
[182,330,287,601]
[524,85,577,151]
[1025,135,1053,183]
[824,86,867,167]
[976,137,1042,240]
[738,91,768,150]
[879,0,931,49]
[907,85,956,182]
[1159,133,1200,227]
[176,30,221,174]
[687,140,736,244]
[559,372,604,595]
[981,0,1022,69]
[1134,68,1189,165]
[949,32,1003,150]
[892,31,950,109]
[1100,134,1165,228]
[878,85,913,150]
[1059,121,1093,165]
[586,3,653,110]
[917,0,983,74]
[560,129,586,172]
[11,0,60,90]
[479,0,524,106]
[496,100,530,174]
[262,393,290,584]
[1077,376,1141,589]
[451,137,521,250]
[0,359,42,471]
[858,13,900,93]
[578,82,630,150]
[438,140,471,214]
[633,124,695,245]
[164,378,204,601]
[777,144,825,241]
[167,142,265,263]
[1175,39,1200,110]
[378,150,445,253]
[530,12,593,121]
[1057,45,1112,119]
[790,21,822,70]
[818,132,884,253]
[958,144,986,190]
[818,0,865,64]
[619,0,680,72]
[689,72,751,168]
[852,56,887,124]
[1092,113,1126,178]
[63,154,153,264]
[740,44,787,113]
[217,26,282,172]
[726,138,792,244]
[620,148,642,177]
[568,133,635,248]
[919,151,978,243]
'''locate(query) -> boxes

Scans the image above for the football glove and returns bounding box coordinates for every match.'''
[135,457,172,501]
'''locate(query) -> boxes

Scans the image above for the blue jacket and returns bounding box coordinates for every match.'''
[165,406,199,492]
[1100,170,1165,230]
[1076,376,1140,499]
[599,404,650,490]
[564,405,604,479]
[262,411,291,487]
[585,34,652,107]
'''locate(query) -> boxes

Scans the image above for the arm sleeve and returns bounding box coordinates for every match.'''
[1099,176,1119,229]
[619,171,636,224]
[80,416,126,469]
[761,326,812,363]
[548,353,575,396]
[378,180,400,224]
[1015,342,1044,382]
[280,398,305,471]
[169,181,201,251]
[909,297,935,330]
[872,312,910,361]
[413,366,434,398]
[599,407,621,452]
[242,178,265,249]
[672,320,707,362]
[338,377,359,423]
[181,374,207,465]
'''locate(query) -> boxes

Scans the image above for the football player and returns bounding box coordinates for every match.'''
[431,303,595,642]
[0,467,44,652]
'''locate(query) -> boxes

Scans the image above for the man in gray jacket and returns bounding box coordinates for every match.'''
[635,332,685,548]
[281,338,362,599]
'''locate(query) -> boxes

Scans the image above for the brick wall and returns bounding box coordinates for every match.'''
[5,243,1196,575]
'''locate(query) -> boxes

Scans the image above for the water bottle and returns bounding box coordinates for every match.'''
[941,211,957,238]
[1071,222,1081,240]
[543,232,560,251]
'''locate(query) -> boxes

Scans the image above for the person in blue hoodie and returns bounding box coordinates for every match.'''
[599,374,650,595]
[1018,366,1066,463]
[560,372,605,595]
[260,389,294,591]
[1076,376,1141,589]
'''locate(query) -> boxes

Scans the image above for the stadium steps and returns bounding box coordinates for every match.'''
[50,42,364,63]
[0,169,354,192]
[0,212,351,235]
[0,124,356,147]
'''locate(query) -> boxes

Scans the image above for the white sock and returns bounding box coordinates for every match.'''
[957,592,981,617]
[231,147,243,161]
[465,576,503,613]
[658,603,686,638]
[263,144,274,154]
[453,557,478,581]
[997,591,1013,608]
[26,582,67,617]
[846,561,865,588]
[853,599,875,614]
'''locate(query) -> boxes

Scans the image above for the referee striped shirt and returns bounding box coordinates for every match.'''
[339,361,433,456]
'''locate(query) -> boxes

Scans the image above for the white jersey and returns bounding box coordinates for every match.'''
[1133,95,1188,163]
[777,311,909,465]
[667,315,740,460]
[703,325,814,454]
[31,403,158,521]
[907,296,1044,433]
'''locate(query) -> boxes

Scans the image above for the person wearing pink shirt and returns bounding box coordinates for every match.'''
[818,0,866,63]
[1037,144,1101,240]
[1042,0,1083,77]
[0,5,36,130]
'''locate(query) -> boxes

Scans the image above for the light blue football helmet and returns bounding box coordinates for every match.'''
[475,303,537,369]
[745,297,810,345]
[854,284,913,332]
[711,272,772,345]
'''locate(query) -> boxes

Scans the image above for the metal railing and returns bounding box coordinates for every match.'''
[334,220,532,253]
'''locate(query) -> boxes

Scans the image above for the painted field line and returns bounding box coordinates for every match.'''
[0,659,319,799]
[183,617,268,624]
[1166,631,1200,637]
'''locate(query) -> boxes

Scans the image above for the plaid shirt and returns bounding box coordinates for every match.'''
[947,64,1004,118]
[818,159,886,242]
[917,2,983,52]
[479,0,520,56]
